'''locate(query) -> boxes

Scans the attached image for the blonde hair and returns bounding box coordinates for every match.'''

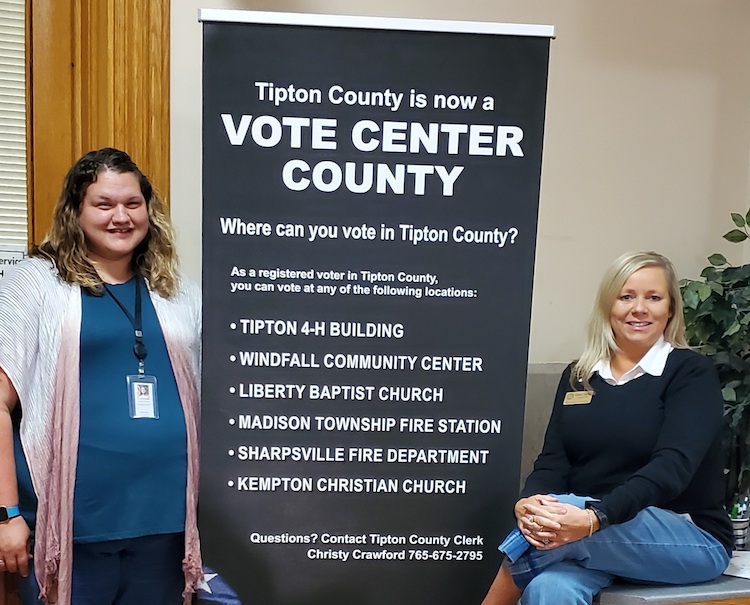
[33,148,180,298]
[573,251,688,389]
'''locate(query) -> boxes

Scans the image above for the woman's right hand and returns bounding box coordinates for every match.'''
[0,514,30,576]
[515,494,566,547]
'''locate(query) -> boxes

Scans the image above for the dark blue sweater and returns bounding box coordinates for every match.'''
[521,348,733,554]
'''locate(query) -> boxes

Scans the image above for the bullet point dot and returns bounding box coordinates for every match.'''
[229,418,236,425]
[228,480,235,487]
[229,386,236,394]
[230,323,237,330]
[228,449,235,456]
[230,355,237,362]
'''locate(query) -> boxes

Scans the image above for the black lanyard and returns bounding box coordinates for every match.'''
[103,276,147,375]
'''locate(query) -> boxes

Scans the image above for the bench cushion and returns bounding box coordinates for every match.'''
[596,575,750,604]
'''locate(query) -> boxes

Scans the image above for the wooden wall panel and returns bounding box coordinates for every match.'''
[27,0,76,245]
[27,0,170,245]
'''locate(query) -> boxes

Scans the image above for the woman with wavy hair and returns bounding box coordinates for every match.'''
[481,251,732,605]
[0,148,202,604]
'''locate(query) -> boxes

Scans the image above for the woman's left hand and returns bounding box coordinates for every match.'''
[520,502,597,549]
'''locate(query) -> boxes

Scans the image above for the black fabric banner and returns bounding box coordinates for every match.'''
[201,11,552,604]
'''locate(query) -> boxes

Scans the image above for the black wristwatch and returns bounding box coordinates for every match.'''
[586,503,610,530]
[0,505,20,523]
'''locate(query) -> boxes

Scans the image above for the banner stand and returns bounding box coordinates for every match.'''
[200,10,554,604]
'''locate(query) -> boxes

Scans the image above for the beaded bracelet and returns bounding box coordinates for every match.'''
[587,508,595,537]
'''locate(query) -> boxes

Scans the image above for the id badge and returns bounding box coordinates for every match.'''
[563,391,593,405]
[127,375,159,419]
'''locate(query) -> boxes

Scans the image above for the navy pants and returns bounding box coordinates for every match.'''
[19,532,184,605]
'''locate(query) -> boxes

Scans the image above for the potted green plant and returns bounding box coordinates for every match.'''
[680,209,750,509]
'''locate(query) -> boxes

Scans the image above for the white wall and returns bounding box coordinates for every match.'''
[171,0,750,364]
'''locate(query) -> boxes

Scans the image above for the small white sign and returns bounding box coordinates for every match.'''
[0,247,28,282]
[725,550,750,579]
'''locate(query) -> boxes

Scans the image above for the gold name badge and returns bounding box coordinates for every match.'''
[563,391,593,405]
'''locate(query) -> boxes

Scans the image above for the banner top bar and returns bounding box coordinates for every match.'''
[198,9,555,38]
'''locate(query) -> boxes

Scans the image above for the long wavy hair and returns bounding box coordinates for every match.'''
[573,250,688,390]
[33,148,179,298]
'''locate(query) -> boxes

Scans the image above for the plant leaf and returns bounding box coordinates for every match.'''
[724,386,738,402]
[723,321,742,337]
[683,289,699,310]
[697,283,712,301]
[708,253,728,266]
[701,266,720,280]
[724,229,748,243]
[734,265,750,278]
[732,213,746,228]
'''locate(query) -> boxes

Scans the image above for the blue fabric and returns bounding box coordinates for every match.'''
[17,568,39,605]
[498,493,595,562]
[12,409,36,529]
[18,533,184,605]
[196,566,243,604]
[75,279,187,542]
[506,506,730,605]
[520,561,612,605]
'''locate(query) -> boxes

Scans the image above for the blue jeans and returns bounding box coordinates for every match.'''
[505,506,730,605]
[18,533,184,605]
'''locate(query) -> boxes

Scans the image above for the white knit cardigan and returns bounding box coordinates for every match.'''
[0,257,202,604]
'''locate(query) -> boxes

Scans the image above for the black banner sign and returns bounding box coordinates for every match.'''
[201,11,553,604]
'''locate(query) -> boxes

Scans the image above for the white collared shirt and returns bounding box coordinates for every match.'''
[593,337,674,386]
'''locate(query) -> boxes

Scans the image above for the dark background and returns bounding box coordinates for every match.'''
[202,17,550,605]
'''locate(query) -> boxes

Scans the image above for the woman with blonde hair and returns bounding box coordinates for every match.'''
[0,148,201,604]
[481,251,732,605]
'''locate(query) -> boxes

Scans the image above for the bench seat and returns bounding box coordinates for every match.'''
[596,575,750,604]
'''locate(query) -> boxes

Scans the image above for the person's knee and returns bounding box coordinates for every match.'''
[521,567,599,605]
[678,544,730,583]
